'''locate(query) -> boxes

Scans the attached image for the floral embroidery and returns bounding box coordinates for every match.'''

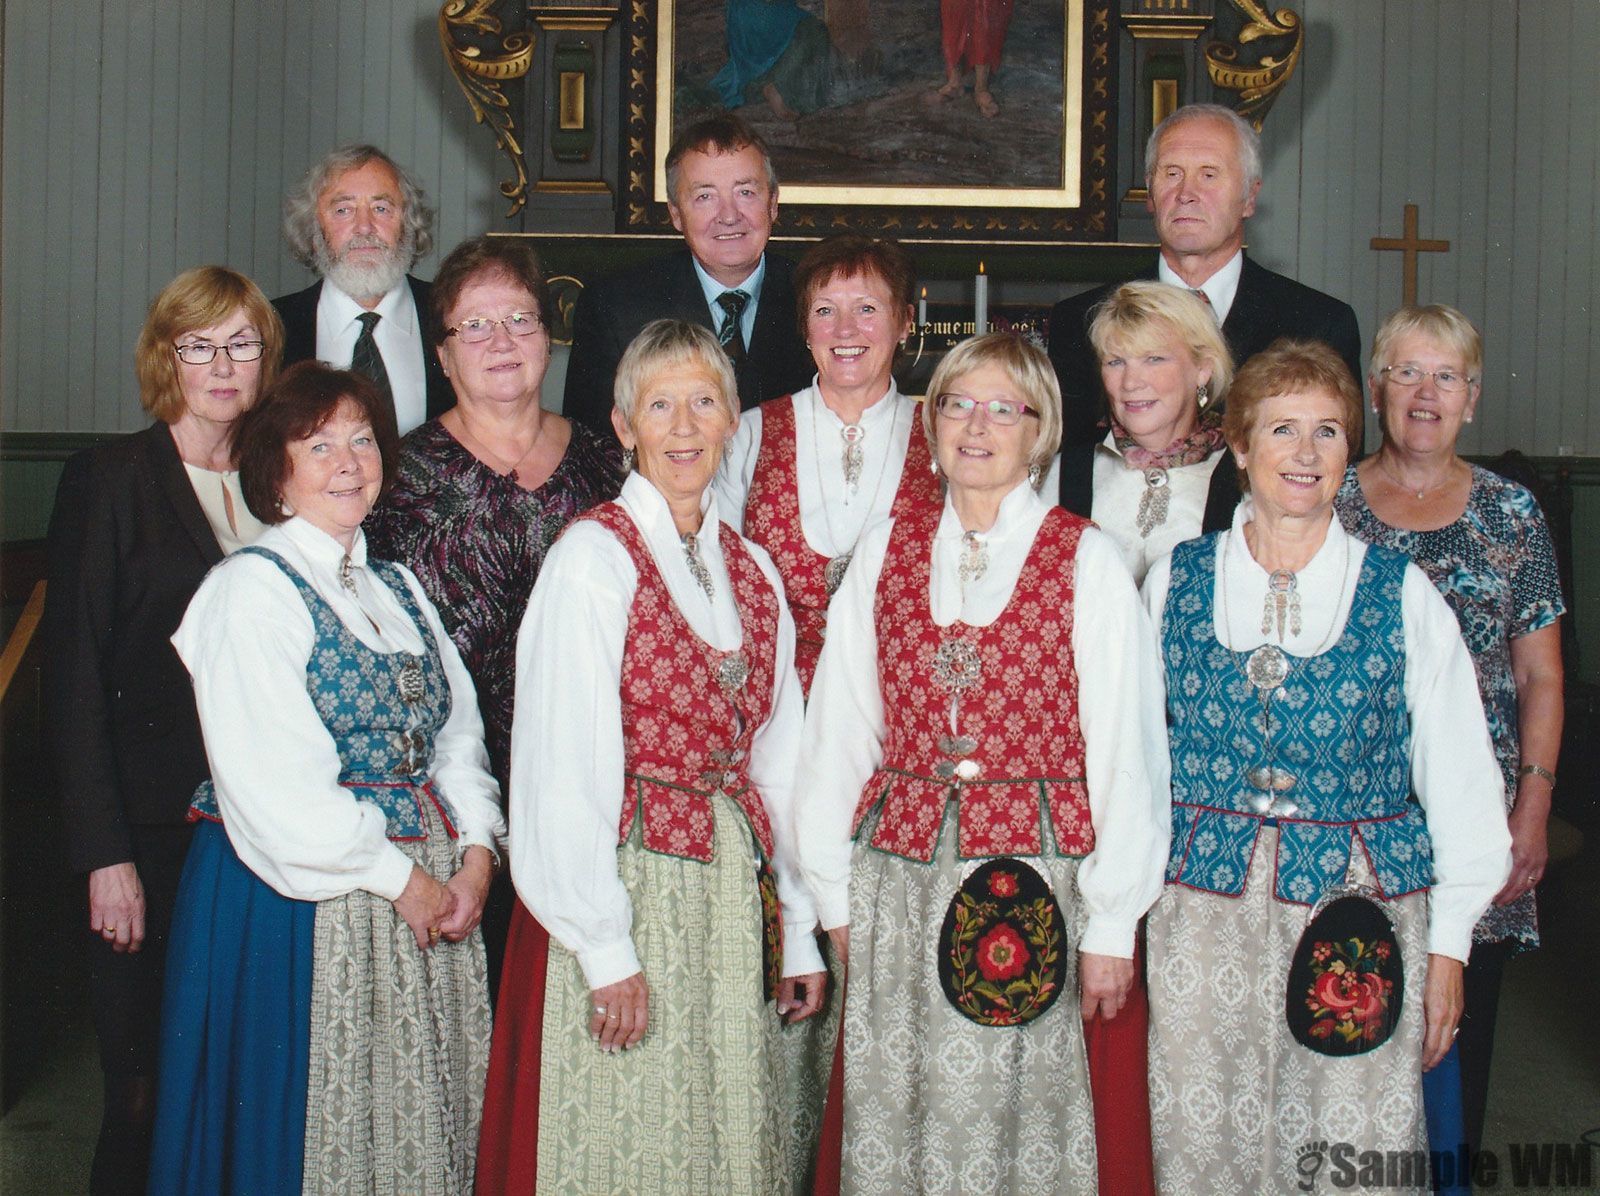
[1304,937,1395,1045]
[1285,891,1405,1056]
[988,870,1019,898]
[756,856,783,1002]
[937,859,1067,1027]
[975,925,1030,982]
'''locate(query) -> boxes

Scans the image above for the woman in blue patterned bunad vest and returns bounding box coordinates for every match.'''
[147,362,506,1195]
[1140,339,1514,1196]
[795,333,1171,1196]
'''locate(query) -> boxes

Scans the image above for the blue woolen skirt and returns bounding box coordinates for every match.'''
[146,820,317,1195]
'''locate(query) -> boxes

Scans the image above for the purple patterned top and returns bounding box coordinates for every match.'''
[366,418,625,790]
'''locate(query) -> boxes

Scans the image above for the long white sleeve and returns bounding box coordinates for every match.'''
[171,518,503,903]
[1141,505,1510,962]
[509,475,822,990]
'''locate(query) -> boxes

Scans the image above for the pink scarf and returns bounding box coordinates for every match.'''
[1111,407,1225,470]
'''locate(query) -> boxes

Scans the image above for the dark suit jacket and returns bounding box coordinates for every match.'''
[272,275,454,422]
[43,424,223,874]
[1057,439,1241,533]
[562,249,815,435]
[1047,254,1363,447]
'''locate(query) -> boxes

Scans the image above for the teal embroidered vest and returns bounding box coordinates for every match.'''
[188,547,455,840]
[1160,534,1433,904]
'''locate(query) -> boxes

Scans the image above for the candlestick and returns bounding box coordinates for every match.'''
[974,263,988,336]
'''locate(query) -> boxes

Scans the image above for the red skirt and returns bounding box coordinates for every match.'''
[474,901,550,1196]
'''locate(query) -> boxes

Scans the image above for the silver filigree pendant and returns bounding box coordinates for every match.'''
[931,638,983,692]
[338,554,358,595]
[1135,469,1170,538]
[1245,644,1289,692]
[682,533,716,600]
[957,531,989,589]
[396,656,426,705]
[1262,569,1303,639]
[824,553,853,596]
[841,423,865,491]
[716,651,750,695]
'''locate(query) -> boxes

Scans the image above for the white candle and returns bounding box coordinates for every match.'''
[974,264,988,335]
[918,286,927,328]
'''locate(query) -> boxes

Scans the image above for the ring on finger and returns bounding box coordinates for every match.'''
[103,925,117,934]
[606,1011,620,1020]
[594,1004,607,1015]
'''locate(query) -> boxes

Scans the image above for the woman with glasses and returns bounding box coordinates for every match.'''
[42,267,281,1195]
[794,332,1170,1194]
[1335,306,1565,1172]
[367,236,624,983]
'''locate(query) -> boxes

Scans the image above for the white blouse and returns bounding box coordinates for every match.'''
[509,473,823,991]
[1140,500,1513,962]
[716,380,921,555]
[795,479,1172,959]
[172,517,505,904]
[183,461,266,554]
[1089,437,1227,586]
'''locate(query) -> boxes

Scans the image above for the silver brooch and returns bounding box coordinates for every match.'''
[716,652,750,695]
[931,638,983,692]
[824,552,853,596]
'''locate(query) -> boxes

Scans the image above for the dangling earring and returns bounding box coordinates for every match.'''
[1196,381,1211,409]
[1027,462,1042,488]
[621,447,635,472]
[929,456,942,478]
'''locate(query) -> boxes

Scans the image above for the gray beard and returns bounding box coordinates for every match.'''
[315,232,411,305]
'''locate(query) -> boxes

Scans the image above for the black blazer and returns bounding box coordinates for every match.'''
[562,249,815,435]
[1047,255,1363,447]
[43,424,223,874]
[272,275,454,422]
[1057,439,1241,534]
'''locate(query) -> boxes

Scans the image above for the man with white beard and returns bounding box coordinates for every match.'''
[273,145,453,434]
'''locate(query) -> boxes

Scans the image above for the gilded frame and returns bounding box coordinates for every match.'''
[625,0,1116,241]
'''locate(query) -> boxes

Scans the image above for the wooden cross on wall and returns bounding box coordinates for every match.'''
[1370,204,1450,307]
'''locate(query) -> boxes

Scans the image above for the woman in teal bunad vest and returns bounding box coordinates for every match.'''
[475,320,826,1195]
[1140,340,1512,1195]
[794,333,1171,1195]
[148,363,505,1194]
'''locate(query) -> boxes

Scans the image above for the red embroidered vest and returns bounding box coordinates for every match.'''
[743,393,942,696]
[580,503,780,863]
[852,501,1097,862]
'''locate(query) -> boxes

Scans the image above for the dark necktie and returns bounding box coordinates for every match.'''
[350,311,395,423]
[715,289,750,364]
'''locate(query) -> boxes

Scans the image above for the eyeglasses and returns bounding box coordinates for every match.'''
[934,393,1040,426]
[1379,364,1475,393]
[174,340,265,365]
[446,312,543,343]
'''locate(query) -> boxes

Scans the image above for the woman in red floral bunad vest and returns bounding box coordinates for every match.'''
[793,332,1172,1195]
[475,320,828,1196]
[717,235,943,1190]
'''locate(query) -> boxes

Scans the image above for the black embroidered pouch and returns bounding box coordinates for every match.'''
[757,857,783,1003]
[1285,886,1405,1055]
[938,858,1068,1027]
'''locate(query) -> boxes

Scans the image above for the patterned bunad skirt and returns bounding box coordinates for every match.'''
[150,798,491,1195]
[842,805,1098,1196]
[776,937,843,1192]
[483,794,790,1195]
[1146,828,1429,1196]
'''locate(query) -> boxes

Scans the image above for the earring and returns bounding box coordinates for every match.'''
[1027,462,1042,488]
[929,457,942,478]
[1196,381,1211,409]
[621,447,635,472]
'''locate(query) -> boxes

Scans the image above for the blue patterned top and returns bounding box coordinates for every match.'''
[1336,463,1565,948]
[190,547,453,839]
[1161,534,1434,905]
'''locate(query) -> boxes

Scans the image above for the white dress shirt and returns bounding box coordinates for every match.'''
[1089,436,1228,586]
[690,254,765,348]
[795,479,1172,958]
[1158,249,1242,324]
[1140,500,1513,962]
[172,517,505,903]
[509,473,823,990]
[716,381,920,555]
[316,280,429,434]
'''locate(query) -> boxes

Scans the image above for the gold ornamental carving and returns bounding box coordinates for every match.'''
[440,0,535,216]
[1204,0,1302,131]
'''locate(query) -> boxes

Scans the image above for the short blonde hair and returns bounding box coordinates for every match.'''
[1222,338,1362,492]
[612,319,739,430]
[1369,304,1483,383]
[1088,281,1234,407]
[135,267,284,424]
[922,332,1062,479]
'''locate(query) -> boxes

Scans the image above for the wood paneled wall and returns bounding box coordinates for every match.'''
[3,1,1597,455]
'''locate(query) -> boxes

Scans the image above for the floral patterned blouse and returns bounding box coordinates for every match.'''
[366,418,625,791]
[1335,463,1565,949]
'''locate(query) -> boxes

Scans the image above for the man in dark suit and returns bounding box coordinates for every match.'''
[562,115,814,434]
[273,145,452,434]
[1048,104,1361,447]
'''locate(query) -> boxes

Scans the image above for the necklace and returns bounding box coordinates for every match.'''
[681,531,716,600]
[810,395,901,594]
[1135,468,1170,537]
[957,530,989,592]
[450,410,547,484]
[1376,454,1456,501]
[1219,527,1352,816]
